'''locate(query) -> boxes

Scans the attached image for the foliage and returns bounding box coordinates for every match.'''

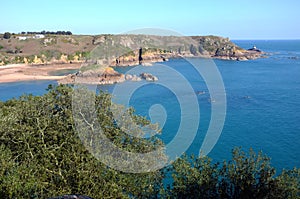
[74,51,90,59]
[81,51,91,58]
[40,50,62,61]
[61,37,79,45]
[25,30,72,35]
[0,85,299,198]
[168,148,300,199]
[3,32,11,39]
[170,155,219,198]
[122,50,136,57]
[218,148,276,198]
[0,85,164,198]
[67,54,74,61]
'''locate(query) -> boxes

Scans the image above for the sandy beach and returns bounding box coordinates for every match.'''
[0,63,82,83]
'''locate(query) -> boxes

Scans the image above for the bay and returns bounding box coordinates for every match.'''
[1,40,299,171]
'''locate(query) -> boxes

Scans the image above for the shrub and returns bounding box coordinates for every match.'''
[3,32,11,39]
[0,86,299,198]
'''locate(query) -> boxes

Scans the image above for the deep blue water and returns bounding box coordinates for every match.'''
[0,80,56,101]
[1,40,299,171]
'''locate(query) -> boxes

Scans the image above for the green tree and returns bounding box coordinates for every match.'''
[170,155,219,198]
[0,85,299,198]
[0,85,165,198]
[3,32,11,39]
[168,148,300,199]
[218,148,276,198]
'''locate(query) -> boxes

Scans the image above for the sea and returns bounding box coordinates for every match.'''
[1,40,299,172]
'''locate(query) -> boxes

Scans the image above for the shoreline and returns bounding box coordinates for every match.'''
[0,63,82,83]
[0,49,264,84]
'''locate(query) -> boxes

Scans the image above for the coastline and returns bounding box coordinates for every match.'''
[0,63,81,83]
[0,34,265,84]
[0,50,263,84]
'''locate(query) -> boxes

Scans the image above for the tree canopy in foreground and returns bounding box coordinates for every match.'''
[0,85,299,198]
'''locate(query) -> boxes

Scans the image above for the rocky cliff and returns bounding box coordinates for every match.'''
[90,34,264,66]
[0,34,263,66]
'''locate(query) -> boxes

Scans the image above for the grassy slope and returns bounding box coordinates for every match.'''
[0,34,248,65]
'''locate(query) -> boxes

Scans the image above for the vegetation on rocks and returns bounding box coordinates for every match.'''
[0,34,263,66]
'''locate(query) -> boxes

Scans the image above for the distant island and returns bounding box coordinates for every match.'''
[0,32,264,84]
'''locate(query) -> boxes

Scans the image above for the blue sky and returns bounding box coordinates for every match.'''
[1,0,299,39]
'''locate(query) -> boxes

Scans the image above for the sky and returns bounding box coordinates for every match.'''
[1,0,300,39]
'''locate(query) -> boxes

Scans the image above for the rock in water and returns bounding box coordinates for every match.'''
[140,73,158,81]
[131,74,142,81]
[58,66,125,85]
[125,74,133,80]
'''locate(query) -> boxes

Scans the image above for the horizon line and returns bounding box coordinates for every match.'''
[1,31,299,40]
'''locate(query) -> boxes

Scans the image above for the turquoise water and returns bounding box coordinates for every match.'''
[211,41,300,170]
[1,40,299,171]
[0,80,55,101]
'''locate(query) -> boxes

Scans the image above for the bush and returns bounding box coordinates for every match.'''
[40,50,62,61]
[168,148,300,198]
[3,32,11,39]
[0,85,299,198]
[0,85,164,198]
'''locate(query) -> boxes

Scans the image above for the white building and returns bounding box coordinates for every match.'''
[34,34,45,39]
[18,36,27,41]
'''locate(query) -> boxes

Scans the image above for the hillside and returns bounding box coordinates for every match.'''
[0,34,263,66]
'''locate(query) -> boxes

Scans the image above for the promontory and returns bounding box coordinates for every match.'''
[0,33,264,83]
